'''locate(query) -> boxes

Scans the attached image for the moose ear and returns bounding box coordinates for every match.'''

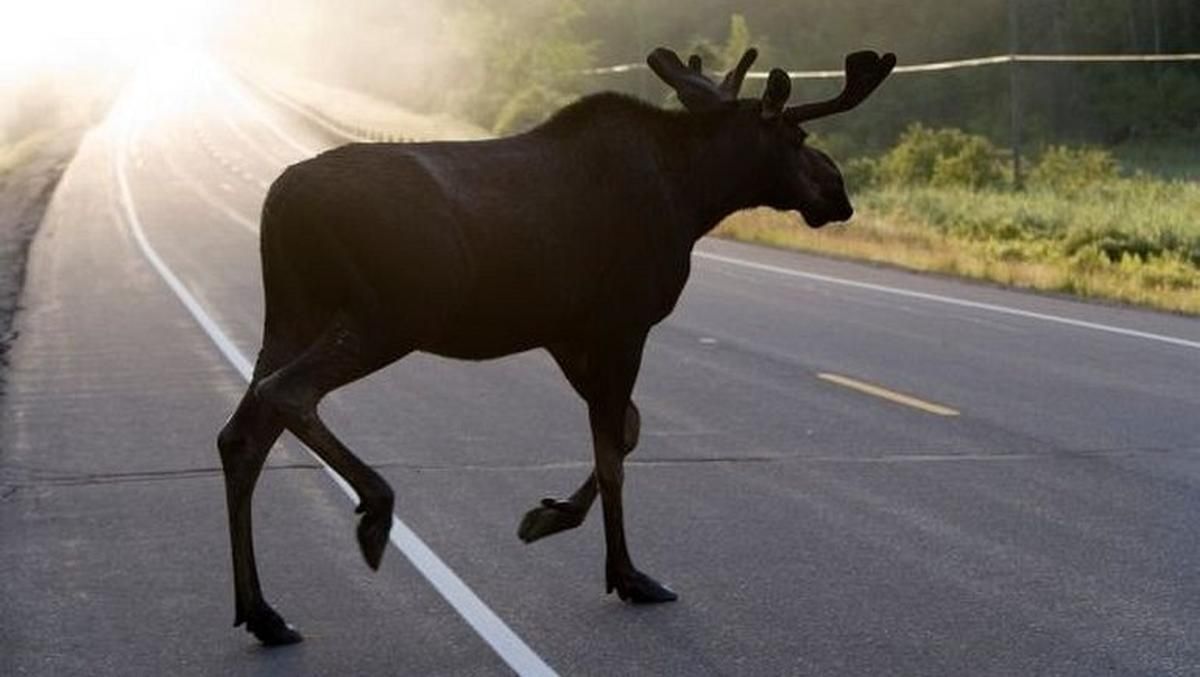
[760,68,792,120]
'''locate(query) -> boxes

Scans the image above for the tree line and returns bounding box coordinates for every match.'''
[227,0,1200,156]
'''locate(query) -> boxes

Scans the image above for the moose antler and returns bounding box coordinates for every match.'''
[719,48,758,98]
[647,47,758,112]
[783,50,897,124]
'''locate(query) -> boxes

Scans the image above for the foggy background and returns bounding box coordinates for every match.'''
[5,0,1199,158]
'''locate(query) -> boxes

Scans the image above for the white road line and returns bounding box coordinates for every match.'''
[118,144,255,378]
[202,72,301,180]
[115,100,556,677]
[212,65,320,157]
[157,143,260,235]
[211,87,296,171]
[228,64,370,145]
[694,250,1200,351]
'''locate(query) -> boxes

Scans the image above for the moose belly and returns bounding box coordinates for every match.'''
[419,305,572,360]
[415,277,584,360]
[421,327,544,360]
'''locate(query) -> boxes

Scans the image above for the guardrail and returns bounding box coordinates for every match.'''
[585,51,1200,80]
[231,67,419,144]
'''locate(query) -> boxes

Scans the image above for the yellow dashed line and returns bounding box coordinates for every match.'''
[818,373,960,417]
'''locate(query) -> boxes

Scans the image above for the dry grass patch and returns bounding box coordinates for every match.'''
[715,202,1200,315]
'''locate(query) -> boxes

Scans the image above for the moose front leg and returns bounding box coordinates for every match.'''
[590,393,675,603]
[586,339,676,604]
[518,401,639,543]
[520,344,642,543]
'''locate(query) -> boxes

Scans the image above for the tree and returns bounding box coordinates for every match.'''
[445,0,596,134]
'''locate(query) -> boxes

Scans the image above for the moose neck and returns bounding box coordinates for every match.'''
[659,113,773,241]
[534,95,775,242]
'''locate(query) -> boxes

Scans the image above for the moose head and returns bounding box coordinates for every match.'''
[648,47,896,228]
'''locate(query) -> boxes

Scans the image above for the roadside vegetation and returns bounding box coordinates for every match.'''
[717,128,1200,314]
[0,79,101,372]
[0,131,54,177]
[0,127,66,369]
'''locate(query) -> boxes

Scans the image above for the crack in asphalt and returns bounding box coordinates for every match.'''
[0,445,1192,490]
[0,462,317,488]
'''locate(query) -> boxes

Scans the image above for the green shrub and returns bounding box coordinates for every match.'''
[841,156,879,190]
[878,124,1004,189]
[1029,145,1119,193]
[930,135,1004,189]
[1068,244,1113,274]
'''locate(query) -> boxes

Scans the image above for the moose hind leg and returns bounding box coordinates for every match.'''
[217,387,302,646]
[255,319,405,570]
[518,401,640,543]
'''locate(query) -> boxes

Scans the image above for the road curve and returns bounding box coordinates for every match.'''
[2,55,1199,676]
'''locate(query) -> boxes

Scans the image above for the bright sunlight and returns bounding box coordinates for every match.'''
[0,0,230,81]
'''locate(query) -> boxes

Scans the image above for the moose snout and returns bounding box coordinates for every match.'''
[804,198,852,228]
[825,192,854,223]
[833,201,854,222]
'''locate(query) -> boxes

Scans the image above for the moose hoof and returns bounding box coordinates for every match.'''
[356,507,393,570]
[608,569,679,605]
[518,498,586,543]
[244,605,304,647]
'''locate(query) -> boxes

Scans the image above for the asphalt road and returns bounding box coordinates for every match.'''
[3,55,1199,676]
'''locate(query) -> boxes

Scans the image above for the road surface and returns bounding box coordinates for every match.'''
[3,54,1199,676]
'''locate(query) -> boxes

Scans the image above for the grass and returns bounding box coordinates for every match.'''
[0,130,53,178]
[715,177,1200,315]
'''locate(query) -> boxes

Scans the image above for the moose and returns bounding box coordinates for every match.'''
[217,46,895,645]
